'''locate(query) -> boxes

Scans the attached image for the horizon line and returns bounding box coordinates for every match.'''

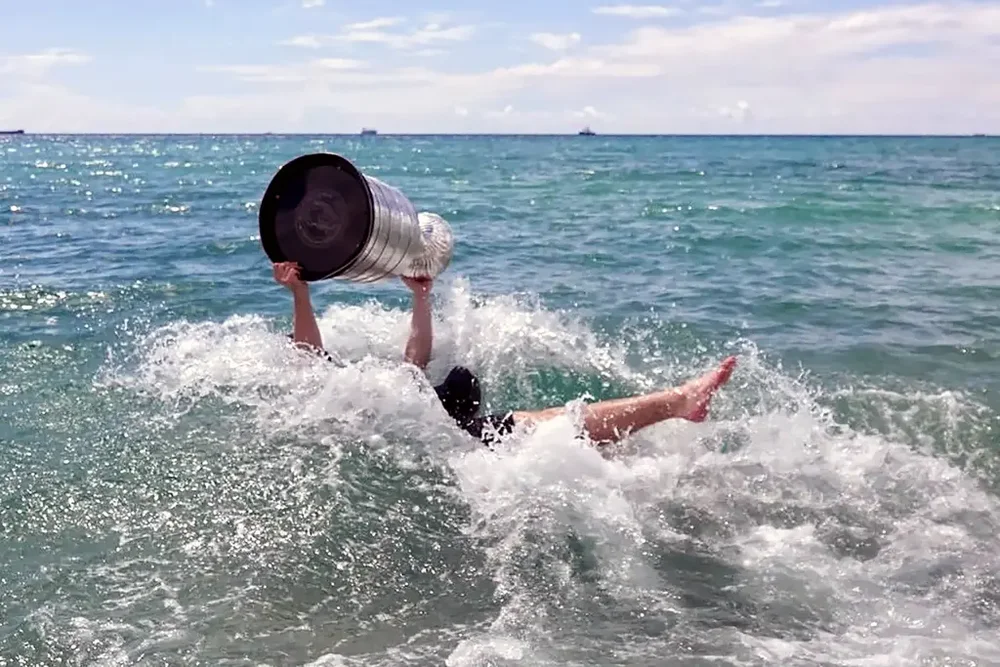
[1,132,995,138]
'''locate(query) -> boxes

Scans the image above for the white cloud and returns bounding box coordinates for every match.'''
[592,5,682,18]
[595,3,1000,72]
[493,57,660,79]
[220,3,1000,133]
[0,83,168,132]
[530,32,582,51]
[718,100,752,122]
[198,58,366,84]
[301,0,324,8]
[345,17,404,31]
[477,105,612,127]
[572,105,608,119]
[6,3,1000,133]
[586,2,1000,131]
[339,22,476,49]
[485,104,516,119]
[0,48,92,79]
[423,12,458,25]
[313,58,366,70]
[278,17,475,51]
[278,35,324,49]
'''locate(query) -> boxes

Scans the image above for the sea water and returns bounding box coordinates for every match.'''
[2,134,999,665]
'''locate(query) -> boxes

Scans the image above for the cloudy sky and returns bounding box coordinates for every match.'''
[1,0,997,134]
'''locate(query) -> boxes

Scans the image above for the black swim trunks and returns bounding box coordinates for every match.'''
[433,366,515,446]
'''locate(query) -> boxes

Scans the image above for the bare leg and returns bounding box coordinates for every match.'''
[513,356,737,445]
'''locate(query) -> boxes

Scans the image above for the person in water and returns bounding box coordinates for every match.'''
[273,261,737,446]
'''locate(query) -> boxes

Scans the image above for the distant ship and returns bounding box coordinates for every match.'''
[360,128,378,136]
[578,126,596,136]
[0,129,25,135]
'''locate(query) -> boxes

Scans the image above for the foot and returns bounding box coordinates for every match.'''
[672,356,737,422]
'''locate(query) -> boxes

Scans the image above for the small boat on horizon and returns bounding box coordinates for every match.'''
[360,128,378,136]
[578,126,596,136]
[0,129,25,135]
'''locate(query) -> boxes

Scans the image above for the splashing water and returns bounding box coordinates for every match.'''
[0,281,987,666]
[3,134,1000,666]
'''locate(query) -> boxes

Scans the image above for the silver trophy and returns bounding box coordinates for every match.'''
[259,153,454,283]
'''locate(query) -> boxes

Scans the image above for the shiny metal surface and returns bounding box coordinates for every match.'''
[336,172,454,282]
[259,153,454,283]
[407,212,454,279]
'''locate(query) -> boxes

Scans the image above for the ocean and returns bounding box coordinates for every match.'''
[2,134,999,666]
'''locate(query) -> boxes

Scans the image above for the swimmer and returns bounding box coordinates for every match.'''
[273,261,737,446]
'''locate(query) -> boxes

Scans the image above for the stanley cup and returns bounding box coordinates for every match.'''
[258,153,454,283]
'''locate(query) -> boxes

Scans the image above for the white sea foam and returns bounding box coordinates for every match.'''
[91,279,1000,666]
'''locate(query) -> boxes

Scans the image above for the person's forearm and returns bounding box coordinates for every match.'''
[292,288,324,351]
[404,292,433,369]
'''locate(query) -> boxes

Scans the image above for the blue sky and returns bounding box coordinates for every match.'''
[1,0,997,133]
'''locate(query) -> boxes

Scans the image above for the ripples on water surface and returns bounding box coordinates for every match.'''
[2,134,999,665]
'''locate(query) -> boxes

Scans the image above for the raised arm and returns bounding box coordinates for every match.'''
[402,276,433,370]
[273,262,324,353]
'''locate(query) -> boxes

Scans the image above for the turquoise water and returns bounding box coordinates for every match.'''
[2,134,999,666]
